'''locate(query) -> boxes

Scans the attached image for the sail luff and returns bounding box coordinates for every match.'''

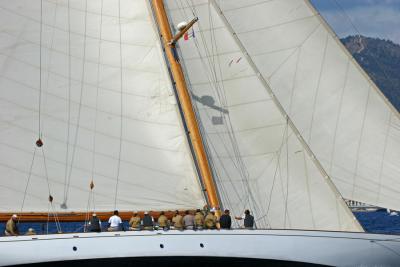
[151,0,221,211]
[210,0,363,231]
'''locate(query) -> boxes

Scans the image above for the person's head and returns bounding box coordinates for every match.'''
[28,228,35,233]
[144,211,149,216]
[133,211,137,216]
[11,214,17,221]
[224,209,230,215]
[175,210,179,215]
[245,209,250,215]
[92,213,97,217]
[160,211,164,215]
[196,209,201,213]
[114,210,119,215]
[185,210,189,215]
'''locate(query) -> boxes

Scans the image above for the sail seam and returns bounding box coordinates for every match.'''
[211,0,363,232]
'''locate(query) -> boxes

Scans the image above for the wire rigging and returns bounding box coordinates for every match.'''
[113,0,124,209]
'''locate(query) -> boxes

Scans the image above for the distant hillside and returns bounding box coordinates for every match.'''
[341,36,400,111]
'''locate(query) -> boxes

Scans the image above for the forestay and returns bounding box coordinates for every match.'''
[0,0,205,212]
[213,0,400,210]
[165,0,362,231]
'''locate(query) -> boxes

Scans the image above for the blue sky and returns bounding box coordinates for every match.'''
[311,0,400,44]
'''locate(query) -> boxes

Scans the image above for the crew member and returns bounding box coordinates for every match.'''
[204,209,217,229]
[5,214,19,236]
[157,211,169,230]
[89,213,101,232]
[171,210,184,230]
[194,209,204,230]
[129,212,141,231]
[183,210,194,230]
[142,211,154,230]
[219,209,232,229]
[108,210,122,231]
[235,209,255,229]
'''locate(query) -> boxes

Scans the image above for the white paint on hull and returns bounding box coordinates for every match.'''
[0,229,399,266]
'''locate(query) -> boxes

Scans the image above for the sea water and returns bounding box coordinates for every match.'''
[0,211,399,235]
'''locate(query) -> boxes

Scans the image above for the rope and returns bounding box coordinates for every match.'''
[284,117,290,229]
[113,0,124,209]
[63,0,88,204]
[62,0,72,208]
[38,0,43,137]
[308,32,329,143]
[18,148,37,223]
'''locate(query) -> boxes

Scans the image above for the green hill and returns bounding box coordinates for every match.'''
[341,36,400,111]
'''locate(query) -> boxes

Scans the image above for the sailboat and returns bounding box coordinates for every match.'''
[1,0,400,266]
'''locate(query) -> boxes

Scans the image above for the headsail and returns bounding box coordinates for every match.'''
[0,0,205,212]
[207,0,400,210]
[165,0,362,231]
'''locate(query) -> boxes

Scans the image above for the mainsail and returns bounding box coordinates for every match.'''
[205,0,400,210]
[0,0,205,212]
[165,0,361,231]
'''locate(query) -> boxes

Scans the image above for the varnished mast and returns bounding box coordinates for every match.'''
[151,0,221,212]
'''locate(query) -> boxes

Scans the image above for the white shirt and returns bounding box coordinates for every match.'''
[108,215,122,227]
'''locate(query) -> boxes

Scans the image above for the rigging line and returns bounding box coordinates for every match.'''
[63,0,88,204]
[376,112,392,204]
[91,0,103,182]
[63,0,72,206]
[328,58,350,174]
[18,148,37,222]
[38,0,43,137]
[284,118,290,229]
[264,122,289,223]
[42,0,60,135]
[177,1,261,215]
[188,2,263,216]
[350,85,372,198]
[302,150,316,229]
[288,49,301,115]
[308,32,329,143]
[113,0,124,209]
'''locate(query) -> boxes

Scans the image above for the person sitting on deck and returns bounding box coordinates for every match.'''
[88,213,101,232]
[129,212,141,231]
[183,210,194,230]
[171,210,184,230]
[204,209,217,229]
[108,210,122,231]
[25,228,36,236]
[142,211,154,230]
[194,209,204,230]
[235,209,255,229]
[5,214,19,236]
[219,209,232,229]
[157,211,169,230]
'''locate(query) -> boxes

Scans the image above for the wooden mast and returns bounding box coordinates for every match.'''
[151,0,221,212]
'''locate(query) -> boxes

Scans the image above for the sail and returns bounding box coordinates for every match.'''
[0,0,205,212]
[205,0,400,210]
[165,0,362,231]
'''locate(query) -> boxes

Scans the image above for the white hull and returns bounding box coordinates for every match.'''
[1,229,400,266]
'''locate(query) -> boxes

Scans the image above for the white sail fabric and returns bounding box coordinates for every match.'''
[212,0,400,210]
[165,1,361,231]
[0,0,205,212]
